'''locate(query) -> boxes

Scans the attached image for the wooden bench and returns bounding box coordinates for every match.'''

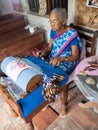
[0,27,27,41]
[0,13,14,21]
[0,13,47,63]
[0,15,26,34]
[0,29,47,62]
[0,14,24,26]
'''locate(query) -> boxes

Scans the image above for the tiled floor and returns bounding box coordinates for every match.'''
[0,86,98,130]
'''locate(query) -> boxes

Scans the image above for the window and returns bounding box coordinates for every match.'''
[28,0,68,15]
[28,0,39,13]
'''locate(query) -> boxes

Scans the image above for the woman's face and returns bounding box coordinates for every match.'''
[49,12,64,31]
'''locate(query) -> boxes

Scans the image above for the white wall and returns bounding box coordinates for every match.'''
[67,0,76,25]
[27,14,50,42]
[0,0,14,15]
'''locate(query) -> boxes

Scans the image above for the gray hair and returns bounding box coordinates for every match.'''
[50,8,67,21]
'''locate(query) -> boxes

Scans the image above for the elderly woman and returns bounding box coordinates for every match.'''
[36,8,82,75]
[29,8,82,116]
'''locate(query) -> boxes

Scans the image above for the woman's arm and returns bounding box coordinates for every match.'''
[61,45,80,62]
[48,38,53,51]
[49,45,80,66]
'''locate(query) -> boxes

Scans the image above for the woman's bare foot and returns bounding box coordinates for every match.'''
[60,104,67,118]
[94,104,98,114]
[79,101,97,109]
[79,101,98,114]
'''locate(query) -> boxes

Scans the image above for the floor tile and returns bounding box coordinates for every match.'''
[69,107,98,130]
[69,86,87,102]
[46,116,82,130]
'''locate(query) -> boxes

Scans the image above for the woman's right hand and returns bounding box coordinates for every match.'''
[35,50,43,57]
[38,48,50,58]
[37,48,49,57]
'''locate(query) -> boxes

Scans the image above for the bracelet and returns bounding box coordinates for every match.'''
[65,57,68,61]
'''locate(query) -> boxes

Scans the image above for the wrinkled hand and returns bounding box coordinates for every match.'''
[35,50,42,57]
[34,49,46,57]
[38,48,51,59]
[49,57,62,66]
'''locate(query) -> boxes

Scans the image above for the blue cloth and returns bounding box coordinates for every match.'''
[50,29,57,39]
[49,29,82,75]
[27,56,68,87]
[17,86,44,118]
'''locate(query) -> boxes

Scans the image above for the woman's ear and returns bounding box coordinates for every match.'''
[62,18,66,25]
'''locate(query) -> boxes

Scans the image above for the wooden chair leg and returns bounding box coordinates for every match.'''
[60,85,69,116]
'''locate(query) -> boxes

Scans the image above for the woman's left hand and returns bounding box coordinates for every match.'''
[49,57,62,66]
